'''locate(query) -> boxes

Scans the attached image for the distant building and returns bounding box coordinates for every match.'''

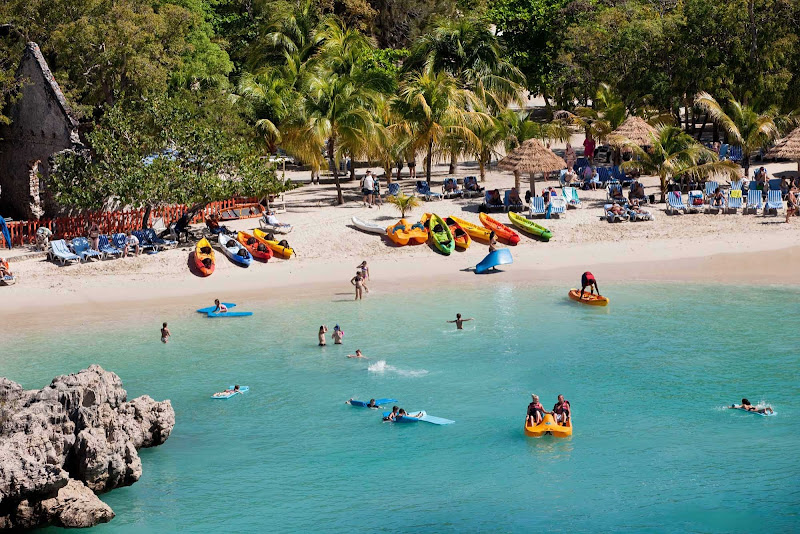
[0,42,82,220]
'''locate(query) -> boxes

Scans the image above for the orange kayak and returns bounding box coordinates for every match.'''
[479,213,520,245]
[194,238,215,276]
[568,289,609,306]
[237,231,273,262]
[444,216,471,249]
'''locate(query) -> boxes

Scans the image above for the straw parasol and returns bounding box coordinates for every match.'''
[497,138,567,194]
[607,116,657,147]
[766,127,800,172]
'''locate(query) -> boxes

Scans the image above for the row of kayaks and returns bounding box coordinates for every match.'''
[355,212,552,256]
[193,229,294,276]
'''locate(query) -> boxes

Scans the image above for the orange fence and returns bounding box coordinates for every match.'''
[0,198,260,248]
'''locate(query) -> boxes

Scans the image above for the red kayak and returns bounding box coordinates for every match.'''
[479,212,520,245]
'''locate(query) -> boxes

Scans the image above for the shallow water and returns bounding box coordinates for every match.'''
[4,283,799,532]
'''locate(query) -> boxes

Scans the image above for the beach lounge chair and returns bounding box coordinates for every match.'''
[598,167,612,184]
[718,144,729,159]
[728,145,743,162]
[768,178,782,191]
[442,178,463,199]
[131,230,156,252]
[484,191,505,212]
[704,181,718,198]
[562,187,582,208]
[549,197,566,218]
[504,190,524,212]
[415,181,442,201]
[48,239,81,265]
[727,189,743,213]
[529,196,546,217]
[111,233,128,254]
[765,190,783,215]
[666,191,687,214]
[745,189,763,214]
[145,228,177,249]
[574,157,589,172]
[71,237,102,262]
[462,176,483,198]
[729,180,742,191]
[603,204,628,223]
[687,190,705,213]
[387,183,400,196]
[612,166,630,185]
[98,234,122,259]
[606,184,625,203]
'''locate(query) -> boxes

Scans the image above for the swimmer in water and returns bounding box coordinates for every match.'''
[384,406,399,421]
[447,313,474,330]
[332,325,344,344]
[347,349,367,359]
[729,398,774,414]
[367,399,378,408]
[318,325,328,346]
[213,299,228,313]
[160,322,171,343]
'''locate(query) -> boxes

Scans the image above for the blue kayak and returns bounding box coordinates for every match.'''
[475,249,513,274]
[219,233,252,267]
[348,398,397,408]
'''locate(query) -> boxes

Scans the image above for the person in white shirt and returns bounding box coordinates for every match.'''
[265,211,291,228]
[124,230,140,257]
[362,171,375,207]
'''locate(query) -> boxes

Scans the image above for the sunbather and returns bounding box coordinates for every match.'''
[629,181,646,201]
[0,257,12,278]
[585,167,600,190]
[710,187,726,211]
[264,210,291,228]
[729,398,773,414]
[206,215,231,235]
[509,188,523,206]
[608,203,626,217]
[214,385,242,397]
[580,271,600,298]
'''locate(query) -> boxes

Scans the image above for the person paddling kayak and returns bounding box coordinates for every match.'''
[579,272,600,299]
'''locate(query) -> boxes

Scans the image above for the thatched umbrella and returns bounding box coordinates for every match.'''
[497,138,567,194]
[766,127,800,172]
[607,116,657,147]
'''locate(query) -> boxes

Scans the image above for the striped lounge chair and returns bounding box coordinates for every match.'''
[745,189,763,214]
[727,190,743,213]
[47,239,81,265]
[666,191,687,214]
[765,190,783,215]
[549,197,566,218]
[98,234,122,259]
[71,237,102,262]
[562,187,581,208]
[529,196,546,217]
[687,190,705,213]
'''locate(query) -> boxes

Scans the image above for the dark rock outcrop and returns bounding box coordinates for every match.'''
[0,365,175,529]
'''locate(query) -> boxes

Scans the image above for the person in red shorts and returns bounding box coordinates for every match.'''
[580,271,600,299]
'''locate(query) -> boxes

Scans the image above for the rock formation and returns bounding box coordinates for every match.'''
[0,365,175,529]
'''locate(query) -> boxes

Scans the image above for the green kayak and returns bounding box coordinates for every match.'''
[508,211,553,241]
[425,213,455,255]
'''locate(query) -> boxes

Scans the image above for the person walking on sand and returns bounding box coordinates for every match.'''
[785,185,798,223]
[332,325,344,344]
[564,142,576,170]
[318,325,328,346]
[161,322,171,343]
[357,260,370,281]
[447,313,474,330]
[351,271,367,300]
[362,171,375,208]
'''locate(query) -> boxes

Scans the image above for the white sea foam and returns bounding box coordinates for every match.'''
[368,360,428,377]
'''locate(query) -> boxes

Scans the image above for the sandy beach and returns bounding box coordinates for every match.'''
[2,155,799,329]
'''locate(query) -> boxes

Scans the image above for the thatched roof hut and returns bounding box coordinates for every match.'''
[497,138,567,193]
[766,127,800,171]
[608,116,657,147]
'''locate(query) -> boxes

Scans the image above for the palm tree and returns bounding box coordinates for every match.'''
[393,69,487,182]
[621,125,740,202]
[694,92,780,178]
[572,83,627,145]
[386,193,421,217]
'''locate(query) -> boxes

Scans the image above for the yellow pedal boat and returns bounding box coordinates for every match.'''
[524,413,572,438]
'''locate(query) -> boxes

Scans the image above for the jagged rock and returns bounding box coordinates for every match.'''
[0,365,174,529]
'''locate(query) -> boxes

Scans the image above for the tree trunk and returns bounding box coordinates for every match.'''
[141,205,152,230]
[743,154,750,180]
[426,137,433,182]
[514,171,521,193]
[660,175,667,203]
[448,149,457,174]
[395,163,402,182]
[329,138,343,205]
[383,160,393,184]
[479,158,485,182]
[349,152,355,181]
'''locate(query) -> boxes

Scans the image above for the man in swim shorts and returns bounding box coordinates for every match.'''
[161,322,171,343]
[552,395,571,424]
[580,271,600,298]
[447,313,474,330]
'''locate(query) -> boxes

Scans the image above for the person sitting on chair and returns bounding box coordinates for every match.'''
[489,189,502,205]
[629,181,646,201]
[264,210,291,228]
[509,187,523,206]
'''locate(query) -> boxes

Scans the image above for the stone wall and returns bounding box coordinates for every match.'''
[0,42,80,220]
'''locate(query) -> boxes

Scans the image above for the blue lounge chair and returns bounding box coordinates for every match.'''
[574,157,589,172]
[728,145,743,162]
[666,191,687,214]
[704,181,718,198]
[603,204,628,223]
[48,239,81,265]
[745,189,763,214]
[98,234,122,259]
[687,190,705,213]
[112,233,128,253]
[145,228,176,249]
[729,180,742,191]
[71,237,102,262]
[606,184,625,203]
[612,166,630,185]
[462,176,483,198]
[768,178,782,191]
[131,230,156,251]
[718,144,729,159]
[484,190,504,212]
[387,183,400,196]
[415,181,442,201]
[504,190,524,212]
[529,196,546,217]
[442,177,463,199]
[549,196,566,218]
[727,189,743,213]
[766,190,783,214]
[598,167,612,184]
[562,187,582,208]
[747,180,758,192]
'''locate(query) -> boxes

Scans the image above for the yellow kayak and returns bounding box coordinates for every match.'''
[253,228,294,258]
[448,215,492,242]
[524,413,572,438]
[568,289,609,306]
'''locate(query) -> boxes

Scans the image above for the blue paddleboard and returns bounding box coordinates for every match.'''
[196,303,236,313]
[211,385,249,399]
[475,249,513,274]
[207,311,253,318]
[731,405,776,417]
[349,398,398,408]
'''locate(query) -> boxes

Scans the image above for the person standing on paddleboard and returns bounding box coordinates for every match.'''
[580,272,600,299]
[447,313,474,330]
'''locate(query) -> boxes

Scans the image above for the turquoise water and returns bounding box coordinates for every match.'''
[4,284,799,532]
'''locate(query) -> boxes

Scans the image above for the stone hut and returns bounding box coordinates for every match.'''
[0,42,81,220]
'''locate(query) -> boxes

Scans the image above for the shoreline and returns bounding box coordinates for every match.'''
[3,239,799,332]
